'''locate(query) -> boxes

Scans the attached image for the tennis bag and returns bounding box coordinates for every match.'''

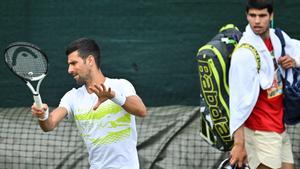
[196,24,260,151]
[275,28,300,125]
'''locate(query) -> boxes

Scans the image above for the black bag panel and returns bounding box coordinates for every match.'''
[284,68,300,125]
[196,24,241,151]
[275,28,300,125]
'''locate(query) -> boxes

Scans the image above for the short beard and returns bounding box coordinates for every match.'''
[75,79,85,85]
[74,75,86,85]
[74,69,91,85]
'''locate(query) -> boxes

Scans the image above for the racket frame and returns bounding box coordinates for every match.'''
[4,42,49,108]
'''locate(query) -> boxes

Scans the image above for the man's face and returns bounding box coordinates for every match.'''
[67,50,91,85]
[247,8,273,38]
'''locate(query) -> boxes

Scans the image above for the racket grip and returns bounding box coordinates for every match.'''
[33,94,43,108]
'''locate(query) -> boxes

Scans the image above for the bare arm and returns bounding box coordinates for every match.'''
[122,95,147,117]
[230,125,247,168]
[31,104,68,132]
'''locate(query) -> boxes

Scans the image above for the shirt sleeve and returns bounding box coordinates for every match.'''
[290,39,300,67]
[282,31,300,67]
[58,88,75,120]
[119,79,136,97]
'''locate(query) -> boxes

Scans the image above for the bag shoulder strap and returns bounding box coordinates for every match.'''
[274,28,291,81]
[275,28,286,56]
[236,43,261,73]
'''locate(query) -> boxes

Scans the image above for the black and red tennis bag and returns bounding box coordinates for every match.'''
[196,24,260,151]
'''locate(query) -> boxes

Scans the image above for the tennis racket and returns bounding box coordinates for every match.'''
[217,158,249,169]
[4,42,48,108]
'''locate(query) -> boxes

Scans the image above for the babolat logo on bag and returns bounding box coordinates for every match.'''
[196,24,259,151]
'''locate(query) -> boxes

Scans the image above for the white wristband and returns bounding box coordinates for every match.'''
[39,108,49,121]
[111,92,126,106]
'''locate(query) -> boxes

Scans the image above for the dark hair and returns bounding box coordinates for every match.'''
[66,37,101,68]
[246,0,273,14]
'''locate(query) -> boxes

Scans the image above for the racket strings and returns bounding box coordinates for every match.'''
[5,45,48,81]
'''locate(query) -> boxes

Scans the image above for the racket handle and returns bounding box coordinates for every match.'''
[33,94,43,108]
[33,94,49,121]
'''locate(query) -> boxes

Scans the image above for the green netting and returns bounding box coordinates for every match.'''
[0,107,299,169]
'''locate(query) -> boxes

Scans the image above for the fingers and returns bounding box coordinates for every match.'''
[108,87,112,96]
[229,158,236,167]
[89,83,114,110]
[229,144,248,168]
[95,83,104,92]
[100,83,106,91]
[89,83,113,98]
[281,61,295,69]
[278,55,296,69]
[89,84,102,95]
[31,103,47,112]
[31,103,48,118]
[90,83,104,94]
[237,160,244,168]
[93,100,101,110]
[229,153,238,167]
[230,157,244,168]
